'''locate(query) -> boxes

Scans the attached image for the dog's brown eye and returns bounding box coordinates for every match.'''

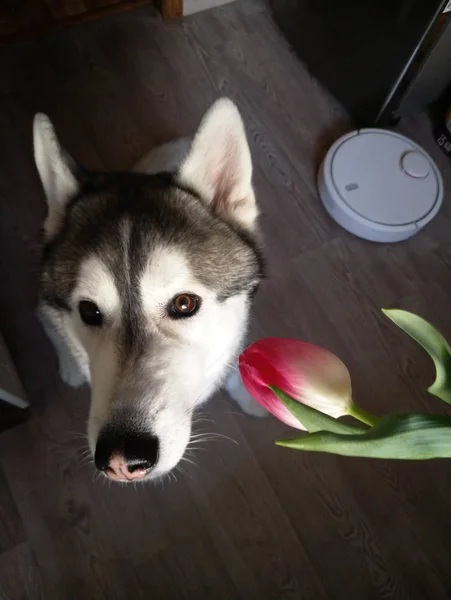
[169,294,200,318]
[79,300,103,327]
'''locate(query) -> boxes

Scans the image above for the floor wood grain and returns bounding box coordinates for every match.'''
[1,1,451,598]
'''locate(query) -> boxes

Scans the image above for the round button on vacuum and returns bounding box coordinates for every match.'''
[400,151,430,179]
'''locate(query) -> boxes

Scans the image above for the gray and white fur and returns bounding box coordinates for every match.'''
[34,99,266,483]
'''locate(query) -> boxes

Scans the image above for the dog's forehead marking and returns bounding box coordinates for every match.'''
[74,255,120,313]
[140,245,204,311]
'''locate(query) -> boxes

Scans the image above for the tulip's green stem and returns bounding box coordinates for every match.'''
[348,403,379,427]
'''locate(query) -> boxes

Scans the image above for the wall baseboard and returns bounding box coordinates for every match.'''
[184,0,236,16]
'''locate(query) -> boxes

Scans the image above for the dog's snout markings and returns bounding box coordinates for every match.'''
[95,428,159,481]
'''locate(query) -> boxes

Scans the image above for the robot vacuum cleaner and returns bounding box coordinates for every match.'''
[317,129,444,243]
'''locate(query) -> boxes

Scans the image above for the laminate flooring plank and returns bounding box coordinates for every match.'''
[0,542,43,600]
[0,464,26,554]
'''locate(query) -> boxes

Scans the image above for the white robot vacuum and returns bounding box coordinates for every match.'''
[317,129,444,243]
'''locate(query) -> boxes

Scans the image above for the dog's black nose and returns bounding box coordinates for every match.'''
[95,427,159,481]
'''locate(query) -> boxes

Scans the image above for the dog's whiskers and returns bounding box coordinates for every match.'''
[175,463,193,480]
[192,412,214,424]
[67,431,90,442]
[189,431,213,439]
[179,456,197,468]
[189,431,238,444]
[77,448,92,458]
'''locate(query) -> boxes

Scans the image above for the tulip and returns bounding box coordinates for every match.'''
[239,337,376,430]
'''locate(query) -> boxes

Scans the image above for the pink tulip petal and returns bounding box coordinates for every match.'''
[239,337,352,427]
[239,355,305,430]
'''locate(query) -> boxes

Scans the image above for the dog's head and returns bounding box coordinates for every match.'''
[34,99,263,482]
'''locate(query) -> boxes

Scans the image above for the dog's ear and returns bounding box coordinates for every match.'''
[178,98,258,231]
[33,113,80,239]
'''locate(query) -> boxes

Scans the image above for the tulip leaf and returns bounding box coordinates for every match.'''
[276,413,451,460]
[269,386,366,435]
[383,309,451,405]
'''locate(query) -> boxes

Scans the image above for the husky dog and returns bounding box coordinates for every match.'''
[34,99,266,483]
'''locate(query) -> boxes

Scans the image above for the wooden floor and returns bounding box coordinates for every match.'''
[1,1,451,598]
